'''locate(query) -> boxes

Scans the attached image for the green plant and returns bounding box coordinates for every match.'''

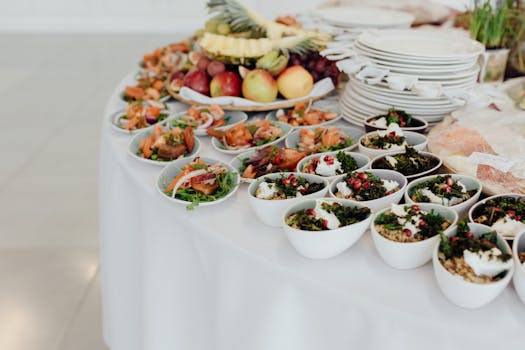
[469,0,512,49]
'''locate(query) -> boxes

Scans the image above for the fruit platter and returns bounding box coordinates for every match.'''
[125,0,339,111]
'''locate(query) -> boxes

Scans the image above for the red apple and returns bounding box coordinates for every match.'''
[210,71,242,97]
[183,70,210,95]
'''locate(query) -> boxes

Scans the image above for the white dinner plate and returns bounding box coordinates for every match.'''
[357,29,485,59]
[316,6,414,28]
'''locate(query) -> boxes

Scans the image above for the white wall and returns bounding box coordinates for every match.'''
[0,0,323,33]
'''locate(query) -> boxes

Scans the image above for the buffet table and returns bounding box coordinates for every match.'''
[99,74,525,350]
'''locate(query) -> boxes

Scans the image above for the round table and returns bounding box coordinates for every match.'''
[99,74,525,350]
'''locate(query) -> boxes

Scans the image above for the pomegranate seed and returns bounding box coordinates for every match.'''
[445,186,452,193]
[450,236,458,243]
[312,158,319,165]
[357,172,368,180]
[324,155,334,162]
[507,210,516,217]
[466,232,474,238]
[282,179,290,185]
[353,180,362,190]
[300,188,307,194]
[362,181,371,189]
[418,221,427,228]
[516,215,523,221]
[411,205,420,211]
[306,209,315,216]
[446,177,454,186]
[322,219,329,228]
[403,229,412,237]
[291,181,299,187]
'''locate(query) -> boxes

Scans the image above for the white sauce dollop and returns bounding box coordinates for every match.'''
[371,116,388,128]
[256,182,277,199]
[463,248,512,277]
[390,204,408,217]
[314,200,341,230]
[382,179,399,193]
[315,157,342,177]
[491,215,525,238]
[385,155,398,168]
[336,181,352,197]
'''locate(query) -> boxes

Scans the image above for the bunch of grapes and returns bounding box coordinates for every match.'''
[289,52,340,85]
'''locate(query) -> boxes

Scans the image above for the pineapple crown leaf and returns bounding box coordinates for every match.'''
[207,0,261,33]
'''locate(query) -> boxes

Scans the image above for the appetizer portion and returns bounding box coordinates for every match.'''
[301,152,360,177]
[286,199,371,231]
[296,127,352,155]
[374,204,452,243]
[124,74,168,102]
[520,251,525,265]
[373,146,440,177]
[334,172,400,201]
[208,120,285,150]
[255,173,325,200]
[141,41,191,75]
[240,146,305,179]
[274,102,338,126]
[438,222,512,284]
[171,105,227,131]
[361,124,407,151]
[163,158,237,209]
[410,175,477,206]
[137,125,195,161]
[368,108,421,128]
[471,196,525,238]
[116,101,169,131]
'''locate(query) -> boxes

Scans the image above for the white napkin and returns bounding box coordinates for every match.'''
[179,78,335,107]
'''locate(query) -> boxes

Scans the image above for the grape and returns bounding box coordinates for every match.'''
[314,59,326,73]
[207,61,226,77]
[205,18,220,33]
[197,57,211,71]
[216,23,231,35]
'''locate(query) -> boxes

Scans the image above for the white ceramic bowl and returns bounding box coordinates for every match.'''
[109,101,176,135]
[296,151,371,181]
[210,121,292,155]
[370,150,442,181]
[248,173,329,227]
[433,223,514,309]
[168,110,248,136]
[284,125,364,154]
[128,126,201,166]
[468,193,525,240]
[265,100,342,129]
[358,130,427,159]
[405,174,482,219]
[512,230,525,305]
[363,115,428,134]
[370,203,458,269]
[156,156,240,208]
[329,169,407,212]
[283,198,373,259]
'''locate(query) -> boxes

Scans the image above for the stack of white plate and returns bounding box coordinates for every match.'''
[341,29,485,126]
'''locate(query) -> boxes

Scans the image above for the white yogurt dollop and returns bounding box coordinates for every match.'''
[256,182,277,199]
[372,116,388,128]
[336,181,352,197]
[491,215,525,238]
[463,248,512,277]
[382,179,399,193]
[390,204,408,217]
[314,200,340,229]
[315,157,342,177]
[385,155,398,168]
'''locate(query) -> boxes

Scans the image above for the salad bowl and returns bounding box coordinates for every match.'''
[512,230,525,305]
[265,101,342,129]
[248,173,329,227]
[371,148,442,181]
[168,108,248,136]
[109,100,174,135]
[284,125,364,155]
[283,198,373,259]
[329,169,407,212]
[128,125,201,166]
[358,129,427,159]
[363,109,428,133]
[433,223,514,308]
[405,174,482,219]
[297,151,370,181]
[157,156,240,209]
[370,203,458,269]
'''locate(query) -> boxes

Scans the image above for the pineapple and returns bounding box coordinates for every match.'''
[199,32,327,64]
[207,0,326,40]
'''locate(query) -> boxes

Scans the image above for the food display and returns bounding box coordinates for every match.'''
[254,173,325,200]
[300,151,361,177]
[438,221,512,284]
[208,120,287,151]
[285,199,371,231]
[374,204,452,243]
[136,125,195,162]
[372,146,441,177]
[114,101,170,132]
[470,196,525,239]
[334,172,400,201]
[271,102,338,127]
[162,158,238,209]
[238,145,305,179]
[409,175,477,206]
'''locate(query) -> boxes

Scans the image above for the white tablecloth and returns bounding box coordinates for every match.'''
[100,74,525,350]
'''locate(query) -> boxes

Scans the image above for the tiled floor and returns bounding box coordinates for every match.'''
[0,33,183,350]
